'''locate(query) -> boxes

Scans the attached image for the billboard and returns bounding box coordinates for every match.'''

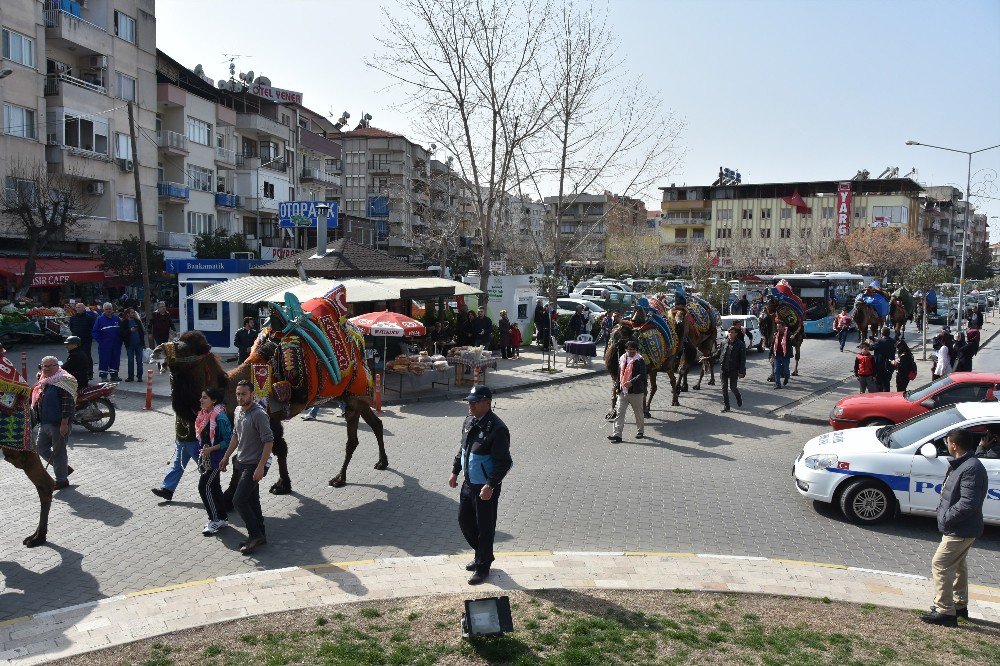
[836,182,852,239]
[277,201,339,229]
[248,83,303,105]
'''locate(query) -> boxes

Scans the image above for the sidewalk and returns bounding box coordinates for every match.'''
[2,550,998,664]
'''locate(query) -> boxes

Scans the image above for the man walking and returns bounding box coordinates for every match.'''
[449,385,512,585]
[873,328,895,392]
[473,306,494,350]
[220,380,274,555]
[233,317,258,364]
[68,303,95,380]
[920,429,987,627]
[150,301,175,348]
[772,320,792,389]
[608,340,646,442]
[834,308,853,353]
[32,355,77,490]
[719,324,746,412]
[967,304,984,331]
[62,336,90,389]
[91,303,122,382]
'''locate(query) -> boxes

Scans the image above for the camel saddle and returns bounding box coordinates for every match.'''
[673,297,720,336]
[0,355,31,452]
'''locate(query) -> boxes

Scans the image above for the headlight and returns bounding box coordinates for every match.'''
[832,406,845,418]
[804,454,839,470]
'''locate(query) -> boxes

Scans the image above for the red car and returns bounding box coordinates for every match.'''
[829,372,1000,430]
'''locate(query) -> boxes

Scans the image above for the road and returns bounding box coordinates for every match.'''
[1,324,998,621]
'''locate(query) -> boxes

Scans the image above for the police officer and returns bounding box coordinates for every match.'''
[448,385,512,585]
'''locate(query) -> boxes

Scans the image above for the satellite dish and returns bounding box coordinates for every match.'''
[342,111,350,119]
[257,76,271,86]
[244,70,255,83]
[217,79,227,88]
[364,113,372,121]
[194,64,205,75]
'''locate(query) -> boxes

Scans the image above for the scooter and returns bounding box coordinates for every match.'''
[74,382,117,432]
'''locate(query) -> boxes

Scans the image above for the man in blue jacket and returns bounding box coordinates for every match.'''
[921,428,988,627]
[91,302,122,382]
[449,385,512,585]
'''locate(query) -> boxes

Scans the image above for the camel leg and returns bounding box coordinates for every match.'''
[4,451,53,548]
[359,403,388,471]
[268,419,292,495]
[792,344,800,376]
[644,371,656,418]
[329,408,359,488]
[707,358,716,386]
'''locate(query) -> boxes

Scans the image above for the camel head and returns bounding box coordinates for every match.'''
[152,331,212,376]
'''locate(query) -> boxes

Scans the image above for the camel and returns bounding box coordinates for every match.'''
[762,298,804,377]
[669,299,719,396]
[852,301,884,343]
[3,449,53,548]
[888,299,909,339]
[152,286,387,494]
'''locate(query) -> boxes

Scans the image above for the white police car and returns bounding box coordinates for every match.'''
[793,402,1000,525]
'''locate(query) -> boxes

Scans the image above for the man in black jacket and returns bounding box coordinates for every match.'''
[67,303,95,380]
[719,324,746,412]
[233,317,258,364]
[472,306,494,349]
[921,429,988,627]
[62,336,90,389]
[873,328,895,392]
[449,385,512,585]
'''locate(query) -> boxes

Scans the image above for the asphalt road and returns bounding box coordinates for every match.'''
[1,325,998,621]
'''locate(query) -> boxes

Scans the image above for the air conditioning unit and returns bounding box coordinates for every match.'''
[230,252,254,260]
[87,55,108,69]
[85,181,104,195]
[117,158,134,173]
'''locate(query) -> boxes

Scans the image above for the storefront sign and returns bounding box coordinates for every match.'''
[248,83,303,105]
[31,274,72,286]
[277,201,339,229]
[836,182,852,239]
[260,246,297,260]
[165,259,269,274]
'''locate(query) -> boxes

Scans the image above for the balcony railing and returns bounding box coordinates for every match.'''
[300,167,338,183]
[215,146,236,165]
[157,130,188,153]
[157,181,190,201]
[157,231,196,250]
[44,73,106,96]
[44,7,106,34]
[659,217,712,226]
[215,193,240,208]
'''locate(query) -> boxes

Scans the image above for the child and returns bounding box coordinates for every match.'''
[509,323,522,358]
[854,342,877,394]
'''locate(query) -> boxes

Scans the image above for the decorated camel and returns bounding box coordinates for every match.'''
[851,282,910,342]
[0,352,53,547]
[762,281,805,378]
[604,295,718,417]
[152,285,387,494]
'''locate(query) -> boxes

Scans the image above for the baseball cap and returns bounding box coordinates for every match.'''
[463,385,493,402]
[64,336,82,346]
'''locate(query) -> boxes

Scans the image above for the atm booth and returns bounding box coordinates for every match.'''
[166,258,270,356]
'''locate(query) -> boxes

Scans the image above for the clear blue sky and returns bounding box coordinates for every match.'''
[158,0,1000,238]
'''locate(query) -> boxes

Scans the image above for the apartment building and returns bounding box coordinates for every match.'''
[656,185,711,269]
[542,193,611,264]
[918,186,988,268]
[1,0,157,271]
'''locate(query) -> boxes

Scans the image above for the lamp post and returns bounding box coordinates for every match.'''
[905,140,1000,333]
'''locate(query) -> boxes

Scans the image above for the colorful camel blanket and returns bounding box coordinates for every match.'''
[677,296,721,337]
[635,323,674,371]
[891,287,915,318]
[770,286,806,331]
[854,291,890,318]
[0,354,32,451]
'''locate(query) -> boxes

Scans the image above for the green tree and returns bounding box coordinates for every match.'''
[964,243,992,280]
[97,236,164,286]
[903,262,954,359]
[193,229,253,259]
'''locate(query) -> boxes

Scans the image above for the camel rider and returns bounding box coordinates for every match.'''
[891,286,915,320]
[632,297,673,346]
[854,281,891,319]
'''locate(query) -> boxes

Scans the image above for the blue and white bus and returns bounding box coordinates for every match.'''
[772,272,867,335]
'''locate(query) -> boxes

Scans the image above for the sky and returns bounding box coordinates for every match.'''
[157,0,1000,240]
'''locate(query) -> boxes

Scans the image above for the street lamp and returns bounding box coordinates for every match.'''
[906,140,1000,332]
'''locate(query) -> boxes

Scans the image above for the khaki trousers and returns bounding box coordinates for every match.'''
[931,535,976,614]
[614,393,645,437]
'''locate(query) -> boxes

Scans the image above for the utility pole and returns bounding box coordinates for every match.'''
[127,101,153,335]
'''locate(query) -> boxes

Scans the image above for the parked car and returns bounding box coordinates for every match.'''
[717,315,764,352]
[794,402,1000,525]
[554,298,606,318]
[829,372,1000,430]
[926,296,959,325]
[570,286,611,303]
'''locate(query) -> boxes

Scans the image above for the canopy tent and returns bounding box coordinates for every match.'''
[188,275,481,304]
[0,257,106,287]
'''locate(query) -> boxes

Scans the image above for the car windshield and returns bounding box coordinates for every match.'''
[883,406,964,449]
[905,376,954,402]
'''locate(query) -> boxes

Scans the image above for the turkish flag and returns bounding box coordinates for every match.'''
[838,461,850,470]
[781,190,812,215]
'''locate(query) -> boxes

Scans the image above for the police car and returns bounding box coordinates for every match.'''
[793,402,1000,525]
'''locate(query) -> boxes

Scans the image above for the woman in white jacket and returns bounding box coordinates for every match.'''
[933,339,951,380]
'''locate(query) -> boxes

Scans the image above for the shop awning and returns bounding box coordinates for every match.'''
[0,257,106,286]
[188,275,481,304]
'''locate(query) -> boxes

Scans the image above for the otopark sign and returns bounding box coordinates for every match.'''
[277,201,339,229]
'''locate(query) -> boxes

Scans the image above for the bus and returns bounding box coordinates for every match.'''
[771,272,867,335]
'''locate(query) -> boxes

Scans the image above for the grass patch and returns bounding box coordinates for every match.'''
[73,590,1000,666]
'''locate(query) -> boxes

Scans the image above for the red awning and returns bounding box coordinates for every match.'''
[0,258,106,287]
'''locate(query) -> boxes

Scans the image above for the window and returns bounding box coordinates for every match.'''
[718,209,733,221]
[742,228,752,238]
[115,71,136,102]
[58,110,109,155]
[263,181,275,199]
[116,194,137,221]
[872,206,908,227]
[821,206,834,220]
[760,208,772,220]
[3,103,35,139]
[115,132,132,160]
[4,176,36,204]
[716,228,732,239]
[822,227,833,238]
[742,209,753,220]
[186,211,215,234]
[760,228,771,239]
[114,11,136,43]
[186,164,213,192]
[779,228,791,239]
[560,223,577,234]
[854,206,867,219]
[800,228,812,238]
[2,28,34,68]
[185,116,211,145]
[780,208,791,220]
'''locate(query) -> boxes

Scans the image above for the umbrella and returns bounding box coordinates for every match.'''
[349,311,426,337]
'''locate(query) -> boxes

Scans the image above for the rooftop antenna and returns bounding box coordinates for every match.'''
[222,53,251,89]
[358,112,373,128]
[332,111,351,130]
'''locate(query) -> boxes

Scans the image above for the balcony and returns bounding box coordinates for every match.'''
[157,130,188,157]
[44,73,106,98]
[235,154,287,173]
[236,112,290,139]
[215,146,237,168]
[368,160,404,174]
[240,197,278,212]
[659,217,711,226]
[661,199,710,211]
[157,181,190,203]
[44,7,111,55]
[215,193,240,208]
[300,167,338,184]
[299,129,341,158]
[157,231,196,251]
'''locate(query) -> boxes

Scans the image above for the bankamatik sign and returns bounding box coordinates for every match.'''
[836,182,852,239]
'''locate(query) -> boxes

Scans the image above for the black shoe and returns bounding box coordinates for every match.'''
[110,375,121,382]
[607,435,622,443]
[919,611,958,627]
[468,570,490,585]
[931,605,969,619]
[53,479,70,490]
[67,466,74,477]
[736,396,743,407]
[240,537,267,555]
[783,377,788,386]
[635,433,645,439]
[465,560,478,572]
[125,377,134,382]
[151,487,173,501]
[721,406,730,412]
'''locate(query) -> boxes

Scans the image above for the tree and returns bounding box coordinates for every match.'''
[193,228,253,259]
[97,236,165,286]
[842,227,930,282]
[964,242,992,280]
[604,217,659,276]
[0,159,93,298]
[903,262,954,359]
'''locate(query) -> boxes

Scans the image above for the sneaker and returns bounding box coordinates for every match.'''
[635,432,645,439]
[721,406,730,413]
[931,605,969,619]
[301,414,316,421]
[465,560,478,572]
[919,611,958,627]
[202,521,219,535]
[468,570,490,585]
[607,435,622,443]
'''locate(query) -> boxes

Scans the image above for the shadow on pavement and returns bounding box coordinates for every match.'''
[0,545,100,622]
[56,487,133,527]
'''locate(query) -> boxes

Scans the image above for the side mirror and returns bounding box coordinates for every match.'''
[920,399,936,409]
[919,442,938,458]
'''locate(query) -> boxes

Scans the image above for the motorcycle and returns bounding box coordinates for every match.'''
[74,382,117,432]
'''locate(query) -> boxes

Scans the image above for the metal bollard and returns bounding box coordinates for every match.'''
[21,351,27,381]
[375,373,383,413]
[144,369,153,410]
[473,366,480,386]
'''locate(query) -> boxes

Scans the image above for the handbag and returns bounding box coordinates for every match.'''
[907,368,917,381]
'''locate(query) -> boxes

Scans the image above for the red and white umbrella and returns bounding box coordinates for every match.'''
[350,311,426,337]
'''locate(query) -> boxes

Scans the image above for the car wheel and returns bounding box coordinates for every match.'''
[861,418,892,427]
[839,479,894,525]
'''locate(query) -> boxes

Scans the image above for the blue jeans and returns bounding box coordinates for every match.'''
[774,356,790,387]
[161,440,199,491]
[126,343,143,379]
[837,329,849,351]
